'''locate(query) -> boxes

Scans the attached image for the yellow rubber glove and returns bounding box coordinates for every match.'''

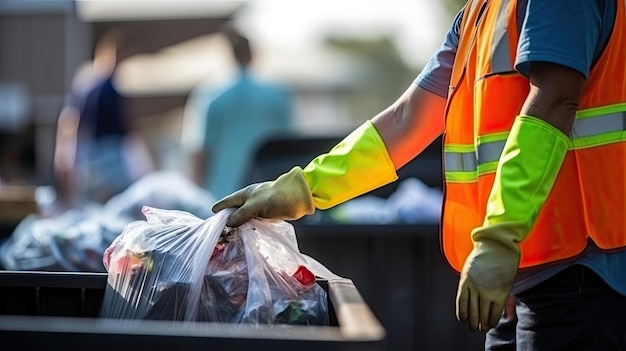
[456,115,569,332]
[212,120,398,227]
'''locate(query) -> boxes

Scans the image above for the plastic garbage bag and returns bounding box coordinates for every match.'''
[0,171,215,272]
[0,206,126,272]
[100,206,340,326]
[328,177,442,224]
[103,170,216,221]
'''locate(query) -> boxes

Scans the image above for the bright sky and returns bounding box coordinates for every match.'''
[76,0,453,70]
[233,0,451,69]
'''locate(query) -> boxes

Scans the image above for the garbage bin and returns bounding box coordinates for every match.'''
[0,270,386,351]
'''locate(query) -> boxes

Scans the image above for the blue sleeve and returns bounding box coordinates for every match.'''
[515,0,614,79]
[413,8,463,98]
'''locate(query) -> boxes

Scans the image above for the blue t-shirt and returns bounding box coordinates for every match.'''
[201,69,292,199]
[415,0,626,295]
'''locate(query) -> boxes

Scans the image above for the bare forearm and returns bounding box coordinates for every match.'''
[372,84,446,169]
[520,62,585,135]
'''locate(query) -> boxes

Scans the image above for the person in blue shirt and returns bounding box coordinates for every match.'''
[184,26,293,200]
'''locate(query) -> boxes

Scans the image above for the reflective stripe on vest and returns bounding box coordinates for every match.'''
[491,0,515,74]
[572,103,626,148]
[445,103,626,182]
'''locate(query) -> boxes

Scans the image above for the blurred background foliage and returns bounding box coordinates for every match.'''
[320,0,466,126]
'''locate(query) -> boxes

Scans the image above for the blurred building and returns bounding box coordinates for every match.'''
[0,0,395,186]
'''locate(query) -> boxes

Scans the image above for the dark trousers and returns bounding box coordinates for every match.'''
[485,265,626,351]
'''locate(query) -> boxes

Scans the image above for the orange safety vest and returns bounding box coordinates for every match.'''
[442,0,626,273]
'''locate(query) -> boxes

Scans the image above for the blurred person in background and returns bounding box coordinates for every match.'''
[54,29,154,209]
[181,24,293,200]
[210,0,626,349]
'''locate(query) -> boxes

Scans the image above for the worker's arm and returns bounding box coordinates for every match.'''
[520,61,583,133]
[212,83,446,227]
[373,83,446,169]
[456,61,583,332]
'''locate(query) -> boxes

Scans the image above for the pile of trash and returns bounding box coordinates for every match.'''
[0,170,215,272]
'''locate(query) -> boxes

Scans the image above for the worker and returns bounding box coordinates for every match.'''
[212,0,626,349]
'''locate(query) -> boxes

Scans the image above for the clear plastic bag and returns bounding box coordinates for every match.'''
[100,206,339,326]
[102,170,216,221]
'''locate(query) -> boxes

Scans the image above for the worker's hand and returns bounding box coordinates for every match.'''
[455,229,520,332]
[212,166,315,227]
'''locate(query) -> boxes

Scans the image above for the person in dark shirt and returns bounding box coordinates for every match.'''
[54,29,153,208]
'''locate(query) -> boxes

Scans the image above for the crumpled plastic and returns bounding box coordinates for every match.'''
[0,206,125,272]
[100,206,340,326]
[0,170,215,272]
[102,170,216,221]
[328,177,442,224]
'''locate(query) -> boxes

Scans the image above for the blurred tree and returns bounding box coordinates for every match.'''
[324,35,419,127]
[320,0,466,127]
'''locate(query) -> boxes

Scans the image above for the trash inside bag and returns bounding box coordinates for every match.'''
[100,206,339,326]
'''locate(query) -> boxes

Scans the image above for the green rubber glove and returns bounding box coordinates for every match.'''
[212,166,315,227]
[456,115,569,332]
[212,121,397,227]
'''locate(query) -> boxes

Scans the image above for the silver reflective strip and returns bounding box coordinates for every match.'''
[445,151,477,172]
[478,139,506,164]
[445,140,507,172]
[572,112,626,138]
[446,111,626,173]
[490,0,514,73]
